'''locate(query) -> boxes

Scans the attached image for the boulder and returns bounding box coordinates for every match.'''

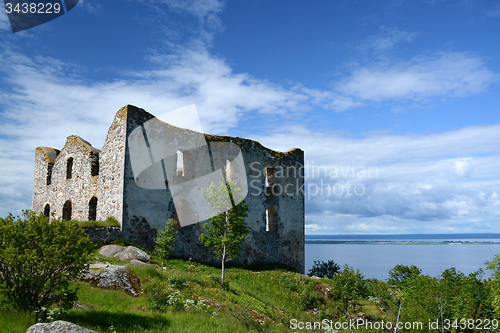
[26,321,98,333]
[128,259,153,267]
[314,281,333,297]
[99,245,125,258]
[89,261,110,269]
[82,265,142,296]
[114,246,151,262]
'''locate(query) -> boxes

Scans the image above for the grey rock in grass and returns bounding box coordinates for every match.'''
[89,261,110,269]
[128,259,153,267]
[26,320,98,333]
[98,245,125,258]
[82,265,142,296]
[114,246,151,262]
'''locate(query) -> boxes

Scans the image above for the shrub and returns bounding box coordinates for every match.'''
[168,274,187,290]
[308,260,341,278]
[0,211,93,312]
[299,283,320,310]
[155,219,178,275]
[144,281,184,311]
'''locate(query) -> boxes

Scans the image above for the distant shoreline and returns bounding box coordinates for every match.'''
[305,240,500,245]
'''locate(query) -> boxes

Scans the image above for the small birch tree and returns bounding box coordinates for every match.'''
[155,218,178,275]
[199,181,249,283]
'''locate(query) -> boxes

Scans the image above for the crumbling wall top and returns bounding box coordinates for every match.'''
[63,135,100,153]
[205,134,303,159]
[35,147,60,163]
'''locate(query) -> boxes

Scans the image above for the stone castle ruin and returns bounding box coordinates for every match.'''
[32,105,305,272]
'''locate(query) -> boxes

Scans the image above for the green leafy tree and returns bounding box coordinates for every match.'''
[332,264,365,315]
[308,260,341,278]
[486,254,500,316]
[0,211,93,312]
[399,274,441,332]
[366,278,396,315]
[199,181,249,283]
[155,218,178,275]
[388,264,422,287]
[450,269,493,324]
[437,268,465,326]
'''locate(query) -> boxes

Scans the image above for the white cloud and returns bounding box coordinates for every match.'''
[0,8,11,31]
[362,27,419,54]
[0,45,321,217]
[78,0,102,14]
[158,0,224,18]
[144,0,225,34]
[250,123,500,233]
[337,52,498,102]
[1,44,499,234]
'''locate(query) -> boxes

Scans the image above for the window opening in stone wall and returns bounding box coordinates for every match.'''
[44,204,50,217]
[265,167,276,187]
[266,207,278,232]
[91,154,99,176]
[88,197,97,221]
[66,158,73,179]
[46,163,54,185]
[62,200,72,220]
[176,150,184,176]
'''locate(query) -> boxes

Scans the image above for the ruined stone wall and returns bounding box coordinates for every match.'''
[95,107,129,224]
[32,137,101,221]
[120,105,172,247]
[118,105,305,272]
[32,107,129,225]
[171,137,305,273]
[206,136,305,272]
[32,105,305,273]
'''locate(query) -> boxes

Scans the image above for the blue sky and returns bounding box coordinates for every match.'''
[1,0,500,234]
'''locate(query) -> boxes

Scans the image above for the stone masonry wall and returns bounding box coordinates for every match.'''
[32,137,100,221]
[32,105,305,273]
[119,105,305,272]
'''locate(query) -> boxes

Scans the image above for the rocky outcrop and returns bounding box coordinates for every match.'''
[114,246,151,262]
[252,310,274,325]
[99,244,125,257]
[128,259,153,267]
[82,265,142,296]
[26,321,97,333]
[195,296,226,312]
[89,261,110,269]
[314,281,333,297]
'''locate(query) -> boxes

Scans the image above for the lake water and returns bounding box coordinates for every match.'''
[305,243,500,280]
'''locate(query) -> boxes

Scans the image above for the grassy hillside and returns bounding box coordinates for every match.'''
[0,245,387,333]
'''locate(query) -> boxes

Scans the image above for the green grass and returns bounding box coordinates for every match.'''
[0,246,388,333]
[0,310,36,333]
[75,216,120,228]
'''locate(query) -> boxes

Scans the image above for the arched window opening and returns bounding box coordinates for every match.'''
[91,153,99,176]
[266,207,278,232]
[43,204,50,217]
[62,200,72,220]
[66,157,74,179]
[88,197,97,221]
[46,163,54,185]
[265,167,276,187]
[176,150,184,176]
